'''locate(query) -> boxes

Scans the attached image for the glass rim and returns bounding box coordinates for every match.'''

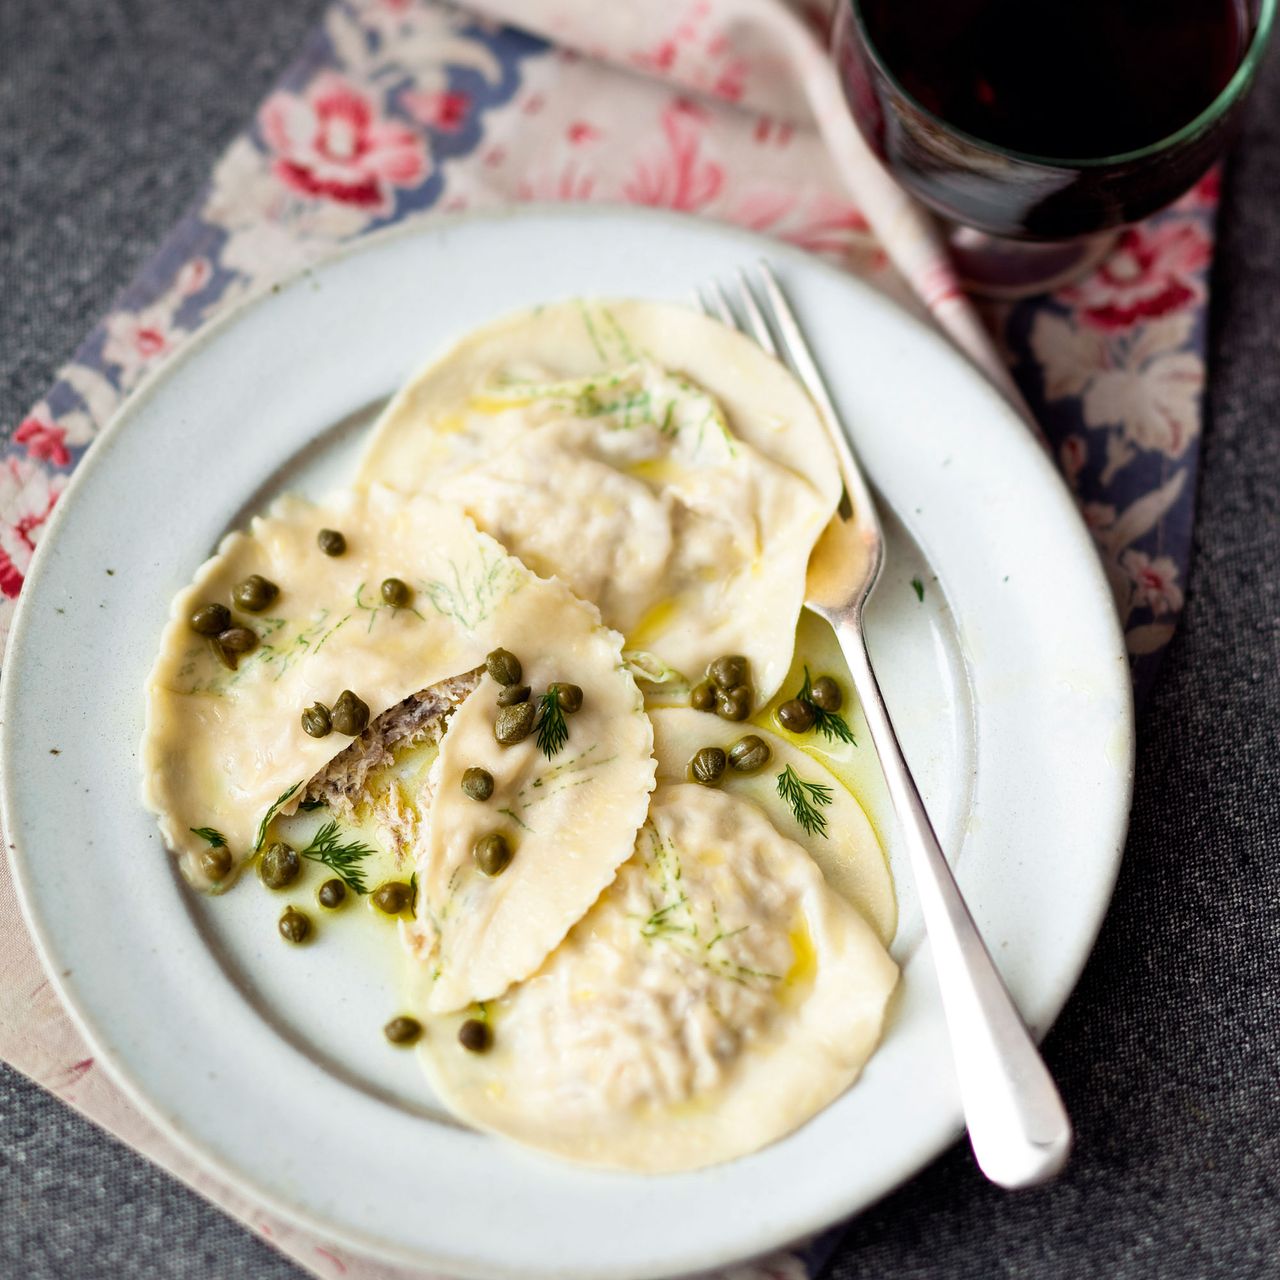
[846,0,1278,170]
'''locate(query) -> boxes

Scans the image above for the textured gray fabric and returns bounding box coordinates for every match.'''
[1,2,1278,1278]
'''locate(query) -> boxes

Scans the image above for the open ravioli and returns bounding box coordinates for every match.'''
[356,300,841,703]
[141,480,655,982]
[406,663,659,1013]
[417,784,898,1173]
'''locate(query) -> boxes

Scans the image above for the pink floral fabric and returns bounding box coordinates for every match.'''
[0,0,1220,1276]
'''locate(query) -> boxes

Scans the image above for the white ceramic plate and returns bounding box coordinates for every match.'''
[1,207,1133,1280]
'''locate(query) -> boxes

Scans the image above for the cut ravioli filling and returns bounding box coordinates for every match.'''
[142,485,655,1008]
[417,783,898,1172]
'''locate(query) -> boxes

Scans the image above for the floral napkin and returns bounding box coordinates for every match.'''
[0,1,1217,1277]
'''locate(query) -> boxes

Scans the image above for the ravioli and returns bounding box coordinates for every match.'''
[404,662,658,1013]
[647,709,896,944]
[417,784,898,1173]
[356,300,841,704]
[141,480,655,967]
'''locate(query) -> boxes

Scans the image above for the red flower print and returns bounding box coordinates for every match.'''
[0,456,66,599]
[1120,549,1184,616]
[175,256,212,295]
[102,303,177,383]
[14,411,71,467]
[1059,434,1088,485]
[260,73,428,213]
[624,99,723,212]
[1065,222,1210,331]
[400,88,471,133]
[567,121,599,145]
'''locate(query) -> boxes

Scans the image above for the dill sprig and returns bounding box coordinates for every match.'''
[254,781,302,852]
[796,667,857,745]
[534,688,569,758]
[776,764,834,838]
[299,820,375,895]
[189,826,227,848]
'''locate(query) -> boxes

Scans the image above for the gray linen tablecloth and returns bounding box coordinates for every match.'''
[2,1,1278,1276]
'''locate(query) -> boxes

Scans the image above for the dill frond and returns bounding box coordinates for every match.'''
[299,820,375,895]
[776,764,834,838]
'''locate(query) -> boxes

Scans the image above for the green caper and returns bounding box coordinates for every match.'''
[485,647,522,686]
[232,574,278,613]
[715,685,752,721]
[689,746,727,786]
[496,683,531,707]
[209,637,237,671]
[317,528,346,556]
[190,603,231,636]
[278,907,310,944]
[200,846,233,882]
[708,654,749,691]
[318,878,347,909]
[380,577,411,607]
[776,698,817,733]
[690,681,716,712]
[494,701,536,745]
[372,881,413,915]
[729,734,772,773]
[474,832,513,877]
[218,626,258,654]
[260,841,301,890]
[301,702,332,738]
[458,1018,492,1053]
[810,676,843,712]
[331,689,370,737]
[384,1016,422,1046]
[461,767,494,801]
[549,682,583,714]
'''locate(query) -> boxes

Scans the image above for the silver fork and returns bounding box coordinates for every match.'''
[696,263,1072,1189]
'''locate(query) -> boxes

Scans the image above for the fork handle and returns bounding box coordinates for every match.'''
[837,617,1073,1188]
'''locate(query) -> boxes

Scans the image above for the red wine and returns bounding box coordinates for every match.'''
[858,0,1248,159]
[835,0,1262,239]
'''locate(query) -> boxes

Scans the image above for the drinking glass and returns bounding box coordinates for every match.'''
[833,0,1276,296]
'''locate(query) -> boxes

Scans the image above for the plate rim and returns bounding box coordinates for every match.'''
[0,202,1135,1278]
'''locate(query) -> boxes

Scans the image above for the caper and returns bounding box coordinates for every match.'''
[232,574,278,613]
[690,681,716,712]
[278,907,310,944]
[384,1016,422,1046]
[218,626,258,655]
[317,528,346,556]
[690,746,727,786]
[331,689,370,737]
[729,734,772,773]
[190,603,230,636]
[260,841,301,890]
[810,676,843,712]
[317,878,347,909]
[494,701,536,745]
[380,577,411,607]
[461,767,494,801]
[485,647,522,686]
[708,654,749,691]
[458,1018,492,1053]
[496,683,531,707]
[372,881,413,915]
[301,702,332,738]
[776,698,817,733]
[474,832,513,877]
[200,846,233,882]
[715,685,752,721]
[209,637,237,671]
[550,682,583,714]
